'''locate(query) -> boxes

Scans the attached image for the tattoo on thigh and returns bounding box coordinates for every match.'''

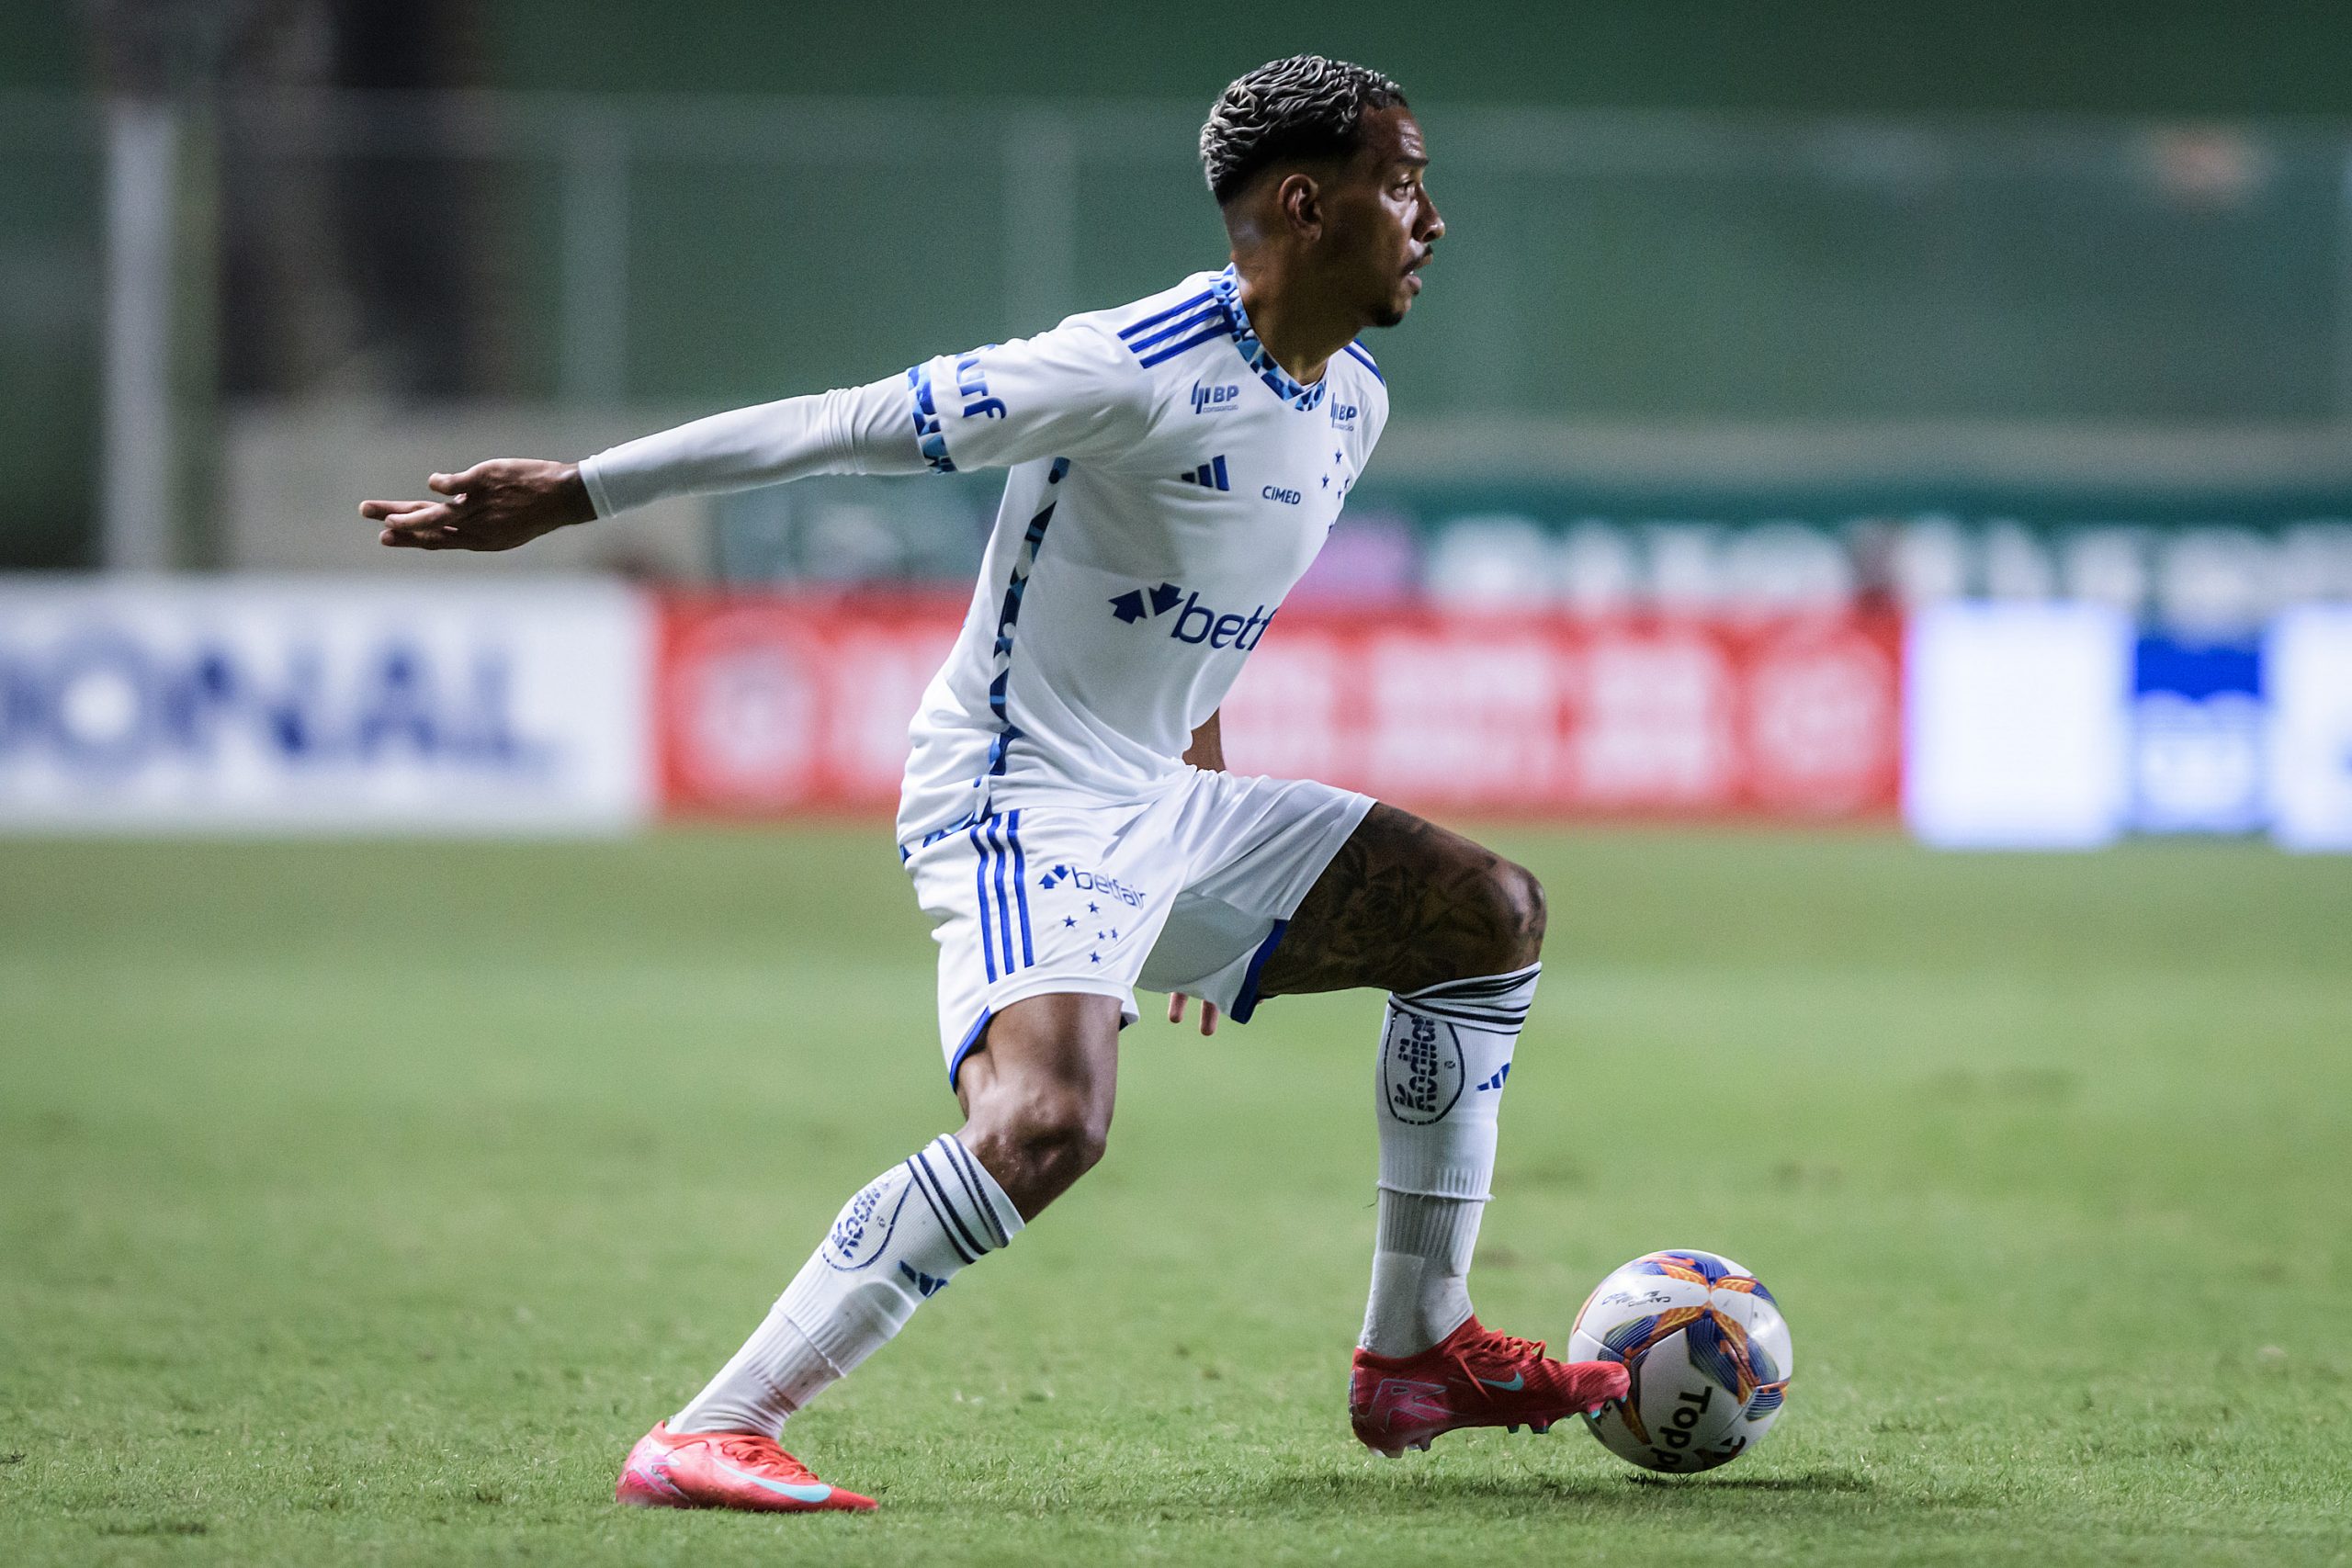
[1256,804,1544,998]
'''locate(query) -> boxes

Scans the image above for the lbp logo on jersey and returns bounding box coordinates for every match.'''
[1105,581,1275,649]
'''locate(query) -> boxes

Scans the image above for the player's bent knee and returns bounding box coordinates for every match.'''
[1472,859,1546,973]
[964,1084,1110,1214]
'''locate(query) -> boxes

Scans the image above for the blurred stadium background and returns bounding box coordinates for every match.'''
[5,1,2352,841]
[6,8,2352,1563]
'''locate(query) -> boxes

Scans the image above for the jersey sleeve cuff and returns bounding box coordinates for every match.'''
[576,453,619,520]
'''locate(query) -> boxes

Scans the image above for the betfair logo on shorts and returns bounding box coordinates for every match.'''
[1106,580,1274,650]
[1037,863,1147,906]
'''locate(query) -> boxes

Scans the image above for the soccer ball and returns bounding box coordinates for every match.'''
[1569,1249,1792,1473]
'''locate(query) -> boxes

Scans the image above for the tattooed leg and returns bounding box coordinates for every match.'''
[1261,804,1551,1359]
[1255,802,1544,1000]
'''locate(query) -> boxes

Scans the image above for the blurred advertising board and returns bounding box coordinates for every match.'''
[1904,603,2133,849]
[655,595,1904,819]
[0,579,652,833]
[2266,607,2352,851]
[2131,635,2264,835]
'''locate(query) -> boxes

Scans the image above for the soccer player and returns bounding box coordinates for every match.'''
[361,55,1628,1514]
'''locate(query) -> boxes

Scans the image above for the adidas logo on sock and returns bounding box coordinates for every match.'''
[1476,1063,1512,1091]
[1178,456,1230,491]
[898,1260,950,1298]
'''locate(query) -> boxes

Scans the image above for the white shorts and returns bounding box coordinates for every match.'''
[900,771,1374,1086]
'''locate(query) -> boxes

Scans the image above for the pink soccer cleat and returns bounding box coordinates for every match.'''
[1350,1315,1631,1457]
[615,1422,876,1513]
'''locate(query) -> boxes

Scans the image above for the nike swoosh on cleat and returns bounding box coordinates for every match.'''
[1477,1373,1526,1392]
[710,1458,835,1504]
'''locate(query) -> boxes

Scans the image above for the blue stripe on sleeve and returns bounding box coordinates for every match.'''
[1116,287,1217,340]
[1121,301,1227,355]
[1136,321,1231,367]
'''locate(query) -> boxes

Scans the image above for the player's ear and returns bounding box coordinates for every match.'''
[1276,172,1324,239]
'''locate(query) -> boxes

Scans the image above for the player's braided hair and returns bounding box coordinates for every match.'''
[1199,56,1408,205]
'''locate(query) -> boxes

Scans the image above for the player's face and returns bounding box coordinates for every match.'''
[1331,107,1443,328]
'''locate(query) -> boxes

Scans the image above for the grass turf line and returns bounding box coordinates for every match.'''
[2,828,2348,1565]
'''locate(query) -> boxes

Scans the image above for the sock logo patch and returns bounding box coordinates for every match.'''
[1382,1012,1466,1125]
[820,1168,912,1272]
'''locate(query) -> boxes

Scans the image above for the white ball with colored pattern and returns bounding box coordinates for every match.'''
[1568,1249,1794,1473]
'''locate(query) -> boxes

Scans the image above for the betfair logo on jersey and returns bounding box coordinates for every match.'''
[954,350,1005,420]
[1191,381,1242,413]
[1036,864,1147,906]
[1107,581,1274,649]
[1108,581,1184,624]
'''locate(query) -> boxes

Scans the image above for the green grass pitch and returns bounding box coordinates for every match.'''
[3,827,2348,1565]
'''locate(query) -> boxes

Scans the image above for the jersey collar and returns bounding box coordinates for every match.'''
[1214,266,1327,412]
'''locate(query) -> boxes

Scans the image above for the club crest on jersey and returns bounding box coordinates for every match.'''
[1106,581,1274,649]
[822,1168,911,1271]
[1191,381,1242,414]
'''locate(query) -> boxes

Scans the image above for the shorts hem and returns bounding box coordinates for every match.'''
[1226,918,1289,1025]
[945,976,1138,1087]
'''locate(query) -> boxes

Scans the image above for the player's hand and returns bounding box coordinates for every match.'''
[1167,992,1219,1036]
[360,459,595,551]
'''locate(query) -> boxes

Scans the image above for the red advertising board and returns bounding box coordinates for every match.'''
[655,594,1902,819]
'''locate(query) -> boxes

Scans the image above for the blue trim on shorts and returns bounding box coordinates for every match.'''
[986,817,1016,976]
[948,1007,992,1089]
[1227,918,1289,1025]
[968,821,996,981]
[1007,808,1035,966]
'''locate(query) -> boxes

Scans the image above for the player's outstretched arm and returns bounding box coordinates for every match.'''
[361,459,594,552]
[360,323,1151,550]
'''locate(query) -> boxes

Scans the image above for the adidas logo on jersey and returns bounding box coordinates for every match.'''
[1106,580,1274,649]
[1178,456,1230,491]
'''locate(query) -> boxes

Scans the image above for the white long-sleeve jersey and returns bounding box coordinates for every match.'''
[580,265,1390,842]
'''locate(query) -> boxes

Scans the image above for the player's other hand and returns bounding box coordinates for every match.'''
[360,458,594,551]
[1166,993,1219,1036]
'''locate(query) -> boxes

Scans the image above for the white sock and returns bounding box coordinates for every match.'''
[1360,964,1538,1358]
[672,1133,1022,1437]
